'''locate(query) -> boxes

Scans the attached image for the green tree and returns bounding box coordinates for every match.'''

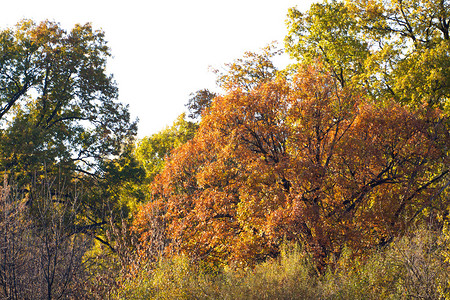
[285,0,450,108]
[0,20,141,278]
[0,19,137,177]
[135,113,198,183]
[285,0,369,88]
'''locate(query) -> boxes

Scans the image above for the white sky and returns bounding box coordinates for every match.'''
[1,0,315,138]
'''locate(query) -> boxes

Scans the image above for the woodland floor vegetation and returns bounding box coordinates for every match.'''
[116,227,450,299]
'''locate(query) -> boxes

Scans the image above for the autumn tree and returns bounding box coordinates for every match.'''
[135,62,449,271]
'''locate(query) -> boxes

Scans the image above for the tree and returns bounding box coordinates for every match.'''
[0,19,137,177]
[0,19,140,256]
[135,63,449,270]
[285,0,450,108]
[285,0,369,88]
[0,175,29,299]
[135,113,198,183]
[348,0,450,107]
[0,21,143,297]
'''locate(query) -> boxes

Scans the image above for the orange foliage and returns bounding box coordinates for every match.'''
[135,63,449,269]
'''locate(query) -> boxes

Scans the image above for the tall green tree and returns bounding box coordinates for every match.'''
[285,1,369,88]
[0,20,141,264]
[0,19,137,176]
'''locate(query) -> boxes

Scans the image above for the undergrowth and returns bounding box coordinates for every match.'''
[115,227,450,300]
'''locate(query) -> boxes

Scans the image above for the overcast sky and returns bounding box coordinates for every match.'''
[1,0,315,138]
